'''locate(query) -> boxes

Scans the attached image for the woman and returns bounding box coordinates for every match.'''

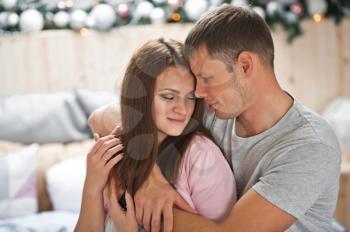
[75,39,236,232]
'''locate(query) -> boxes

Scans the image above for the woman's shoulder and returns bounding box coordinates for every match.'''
[188,133,221,153]
[183,134,224,163]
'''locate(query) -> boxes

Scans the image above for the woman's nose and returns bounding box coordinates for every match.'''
[173,100,187,115]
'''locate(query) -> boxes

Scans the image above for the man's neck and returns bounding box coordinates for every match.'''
[235,88,293,138]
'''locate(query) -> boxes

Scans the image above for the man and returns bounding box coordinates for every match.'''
[89,5,341,232]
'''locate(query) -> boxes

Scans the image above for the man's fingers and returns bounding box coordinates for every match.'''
[125,191,135,217]
[151,205,162,232]
[162,203,173,232]
[174,193,196,214]
[135,198,144,225]
[142,206,152,232]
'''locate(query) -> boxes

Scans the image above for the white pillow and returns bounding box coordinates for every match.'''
[0,144,39,218]
[323,97,350,150]
[45,155,86,212]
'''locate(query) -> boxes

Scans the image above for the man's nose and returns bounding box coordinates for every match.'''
[195,83,207,98]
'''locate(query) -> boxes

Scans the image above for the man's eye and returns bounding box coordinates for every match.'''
[202,77,210,83]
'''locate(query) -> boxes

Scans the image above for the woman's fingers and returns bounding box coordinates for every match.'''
[93,133,100,142]
[109,180,124,218]
[89,134,115,156]
[102,144,124,162]
[96,138,122,159]
[105,153,124,169]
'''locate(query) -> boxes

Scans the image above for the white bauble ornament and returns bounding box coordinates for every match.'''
[53,11,70,28]
[0,0,17,10]
[150,7,165,24]
[210,0,224,7]
[7,12,19,26]
[168,0,180,10]
[136,1,154,18]
[90,4,116,30]
[0,12,9,28]
[73,0,95,10]
[70,9,87,30]
[266,1,283,16]
[253,6,266,19]
[85,15,96,28]
[231,0,248,7]
[19,9,44,33]
[185,0,208,21]
[307,0,327,15]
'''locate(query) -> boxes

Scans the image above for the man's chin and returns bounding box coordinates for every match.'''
[213,109,235,119]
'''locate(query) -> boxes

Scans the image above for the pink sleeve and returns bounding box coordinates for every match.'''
[175,135,237,221]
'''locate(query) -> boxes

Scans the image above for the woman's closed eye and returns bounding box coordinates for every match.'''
[160,94,174,100]
[186,94,196,101]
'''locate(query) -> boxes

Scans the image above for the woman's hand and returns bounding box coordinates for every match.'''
[107,179,138,232]
[85,134,124,194]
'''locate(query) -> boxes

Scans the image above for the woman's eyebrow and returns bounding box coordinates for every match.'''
[158,88,180,94]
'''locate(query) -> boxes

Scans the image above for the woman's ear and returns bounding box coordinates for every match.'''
[236,51,254,77]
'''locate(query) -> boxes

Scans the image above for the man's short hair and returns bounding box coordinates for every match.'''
[185,4,275,71]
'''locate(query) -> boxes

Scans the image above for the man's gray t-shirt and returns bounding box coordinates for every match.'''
[203,100,341,231]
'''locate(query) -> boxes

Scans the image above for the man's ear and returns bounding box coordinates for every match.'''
[236,51,254,77]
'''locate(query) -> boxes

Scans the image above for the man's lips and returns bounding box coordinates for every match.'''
[208,102,218,110]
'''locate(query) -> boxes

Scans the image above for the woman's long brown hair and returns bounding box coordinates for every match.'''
[111,38,215,196]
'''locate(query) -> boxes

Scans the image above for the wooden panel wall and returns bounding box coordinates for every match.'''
[1,20,350,112]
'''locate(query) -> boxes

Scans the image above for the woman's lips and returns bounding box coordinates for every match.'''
[167,118,185,123]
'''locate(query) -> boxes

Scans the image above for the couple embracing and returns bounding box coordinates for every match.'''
[75,5,341,232]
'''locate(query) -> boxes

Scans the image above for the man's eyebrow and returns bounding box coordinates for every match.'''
[158,88,180,94]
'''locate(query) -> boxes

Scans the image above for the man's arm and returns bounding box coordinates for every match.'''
[88,103,120,136]
[173,188,296,232]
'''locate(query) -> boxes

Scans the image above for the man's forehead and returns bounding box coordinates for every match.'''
[189,46,210,75]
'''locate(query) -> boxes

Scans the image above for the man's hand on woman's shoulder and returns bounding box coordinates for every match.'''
[88,103,120,137]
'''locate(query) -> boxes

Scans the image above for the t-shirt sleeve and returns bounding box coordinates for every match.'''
[180,136,237,221]
[253,143,341,219]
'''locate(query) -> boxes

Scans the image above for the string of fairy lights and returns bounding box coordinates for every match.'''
[0,0,349,42]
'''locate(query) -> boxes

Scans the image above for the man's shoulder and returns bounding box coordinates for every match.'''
[287,101,340,152]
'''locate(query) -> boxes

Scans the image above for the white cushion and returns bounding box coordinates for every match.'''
[0,144,38,218]
[45,155,86,212]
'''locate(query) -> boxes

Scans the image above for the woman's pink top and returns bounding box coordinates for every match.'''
[105,135,237,231]
[174,135,237,221]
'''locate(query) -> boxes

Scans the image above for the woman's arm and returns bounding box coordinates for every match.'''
[74,135,124,232]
